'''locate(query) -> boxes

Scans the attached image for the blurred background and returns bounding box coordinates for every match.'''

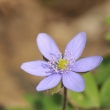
[0,0,110,110]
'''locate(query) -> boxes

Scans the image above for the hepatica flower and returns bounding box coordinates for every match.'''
[21,32,103,92]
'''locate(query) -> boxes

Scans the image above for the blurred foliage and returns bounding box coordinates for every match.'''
[5,92,73,110]
[94,56,110,85]
[105,32,110,41]
[69,72,100,109]
[105,16,110,41]
[5,56,110,110]
[106,16,110,26]
[69,56,110,109]
[24,92,75,110]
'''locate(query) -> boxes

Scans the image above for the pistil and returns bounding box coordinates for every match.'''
[57,59,68,70]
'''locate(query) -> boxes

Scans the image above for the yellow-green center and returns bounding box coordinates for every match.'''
[57,59,68,69]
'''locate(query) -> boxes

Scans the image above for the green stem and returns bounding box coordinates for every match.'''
[62,87,67,110]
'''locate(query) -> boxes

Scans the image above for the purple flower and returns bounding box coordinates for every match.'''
[21,32,103,92]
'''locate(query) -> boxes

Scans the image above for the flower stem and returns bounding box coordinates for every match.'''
[62,87,67,110]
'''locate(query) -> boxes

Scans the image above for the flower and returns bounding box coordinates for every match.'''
[21,32,103,92]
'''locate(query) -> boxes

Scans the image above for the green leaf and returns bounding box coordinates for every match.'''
[69,90,90,109]
[42,93,74,110]
[94,56,110,85]
[83,73,100,107]
[69,72,100,109]
[43,94,61,110]
[100,77,110,108]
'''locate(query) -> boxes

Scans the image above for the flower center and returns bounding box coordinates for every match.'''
[57,59,68,69]
[48,50,75,74]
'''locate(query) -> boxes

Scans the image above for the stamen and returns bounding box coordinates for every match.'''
[48,50,75,74]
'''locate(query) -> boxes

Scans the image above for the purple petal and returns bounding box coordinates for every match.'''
[62,71,85,92]
[37,33,59,60]
[21,60,52,76]
[36,73,61,91]
[64,32,86,60]
[73,56,103,72]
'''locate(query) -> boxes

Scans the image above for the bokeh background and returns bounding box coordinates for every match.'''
[0,0,110,110]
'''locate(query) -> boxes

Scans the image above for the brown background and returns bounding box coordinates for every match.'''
[0,0,110,108]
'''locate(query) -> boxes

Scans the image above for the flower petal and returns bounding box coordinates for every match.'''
[62,71,85,92]
[64,32,86,60]
[37,33,59,60]
[21,60,52,76]
[36,73,61,91]
[73,56,103,72]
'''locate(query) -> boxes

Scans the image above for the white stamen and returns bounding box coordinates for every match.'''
[48,50,75,74]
